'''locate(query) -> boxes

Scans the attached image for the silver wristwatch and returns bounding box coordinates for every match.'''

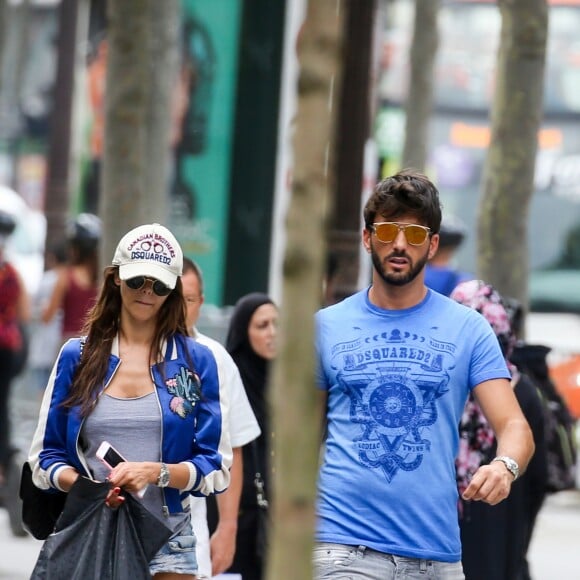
[157,462,170,488]
[492,456,519,481]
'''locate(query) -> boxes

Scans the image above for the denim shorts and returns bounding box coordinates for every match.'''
[313,543,465,580]
[149,522,197,576]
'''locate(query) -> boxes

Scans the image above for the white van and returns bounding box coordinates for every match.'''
[0,184,46,296]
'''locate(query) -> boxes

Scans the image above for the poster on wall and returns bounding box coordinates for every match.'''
[170,0,242,305]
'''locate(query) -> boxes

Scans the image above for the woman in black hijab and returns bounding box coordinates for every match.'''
[226,293,276,436]
[210,292,278,580]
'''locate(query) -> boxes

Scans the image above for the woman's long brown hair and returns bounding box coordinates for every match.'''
[63,266,189,416]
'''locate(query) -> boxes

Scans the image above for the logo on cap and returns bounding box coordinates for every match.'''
[127,233,176,266]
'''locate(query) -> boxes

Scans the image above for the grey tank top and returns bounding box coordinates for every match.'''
[82,391,189,534]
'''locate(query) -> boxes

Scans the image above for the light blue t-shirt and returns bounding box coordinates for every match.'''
[315,288,510,562]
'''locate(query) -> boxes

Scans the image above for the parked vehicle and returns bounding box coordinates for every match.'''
[0,184,45,296]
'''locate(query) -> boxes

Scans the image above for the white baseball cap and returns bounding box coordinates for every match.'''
[112,223,183,289]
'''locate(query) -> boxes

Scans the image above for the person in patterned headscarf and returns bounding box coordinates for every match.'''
[451,279,548,580]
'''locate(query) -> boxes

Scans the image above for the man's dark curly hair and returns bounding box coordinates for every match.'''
[363,169,442,234]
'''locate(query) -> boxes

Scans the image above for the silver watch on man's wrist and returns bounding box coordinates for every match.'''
[157,462,170,487]
[492,456,519,481]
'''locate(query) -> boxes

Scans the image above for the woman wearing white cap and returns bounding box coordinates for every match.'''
[28,223,232,579]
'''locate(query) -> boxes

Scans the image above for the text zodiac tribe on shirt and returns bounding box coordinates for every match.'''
[330,327,458,482]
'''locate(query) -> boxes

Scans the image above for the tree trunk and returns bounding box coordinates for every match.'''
[266,1,344,578]
[401,0,440,171]
[44,0,79,256]
[0,0,6,87]
[0,0,30,146]
[478,0,548,308]
[100,0,178,263]
[144,0,180,224]
[330,0,377,303]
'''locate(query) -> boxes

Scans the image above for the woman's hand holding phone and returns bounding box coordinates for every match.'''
[96,441,148,499]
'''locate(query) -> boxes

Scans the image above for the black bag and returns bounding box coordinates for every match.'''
[251,442,269,558]
[19,460,67,540]
[512,343,578,492]
[20,337,86,539]
[30,476,173,580]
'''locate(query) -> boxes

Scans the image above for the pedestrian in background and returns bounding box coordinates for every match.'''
[27,240,67,395]
[0,210,30,487]
[42,213,101,343]
[28,223,232,578]
[314,170,534,579]
[424,214,472,296]
[207,292,277,580]
[452,280,548,580]
[181,257,261,578]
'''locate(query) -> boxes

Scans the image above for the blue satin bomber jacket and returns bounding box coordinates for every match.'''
[28,333,232,514]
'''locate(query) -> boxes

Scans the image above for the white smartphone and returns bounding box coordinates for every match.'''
[95,440,147,499]
[96,440,126,469]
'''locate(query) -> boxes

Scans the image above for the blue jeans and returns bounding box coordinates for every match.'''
[149,522,197,576]
[313,543,465,579]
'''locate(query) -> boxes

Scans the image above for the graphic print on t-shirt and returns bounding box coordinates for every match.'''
[331,326,457,483]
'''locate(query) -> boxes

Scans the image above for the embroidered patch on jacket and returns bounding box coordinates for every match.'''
[166,366,201,418]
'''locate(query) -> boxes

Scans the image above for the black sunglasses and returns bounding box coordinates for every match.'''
[125,276,172,296]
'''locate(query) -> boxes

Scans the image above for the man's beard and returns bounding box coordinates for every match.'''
[370,243,430,287]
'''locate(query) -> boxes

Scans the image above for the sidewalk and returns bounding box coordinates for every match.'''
[0,510,42,579]
[528,489,580,580]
